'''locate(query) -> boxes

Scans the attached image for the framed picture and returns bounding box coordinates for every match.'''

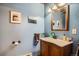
[28,16,37,24]
[10,11,21,24]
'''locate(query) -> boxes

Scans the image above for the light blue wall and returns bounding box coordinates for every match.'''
[44,3,79,55]
[1,3,79,56]
[0,3,44,56]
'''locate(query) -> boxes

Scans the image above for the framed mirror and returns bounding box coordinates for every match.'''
[51,4,69,31]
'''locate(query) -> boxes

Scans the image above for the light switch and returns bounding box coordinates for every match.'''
[72,28,77,34]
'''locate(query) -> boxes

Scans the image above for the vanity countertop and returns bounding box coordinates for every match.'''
[40,37,73,47]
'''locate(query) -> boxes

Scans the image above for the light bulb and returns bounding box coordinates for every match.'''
[57,3,66,7]
[48,8,52,13]
[52,5,58,10]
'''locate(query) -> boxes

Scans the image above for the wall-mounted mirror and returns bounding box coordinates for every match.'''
[51,4,69,31]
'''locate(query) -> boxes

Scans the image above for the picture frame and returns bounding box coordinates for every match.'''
[9,11,21,24]
[28,16,37,24]
[51,5,69,31]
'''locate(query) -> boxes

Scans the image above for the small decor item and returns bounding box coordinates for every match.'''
[49,32,57,39]
[63,34,67,41]
[28,16,37,24]
[40,33,45,38]
[51,32,57,39]
[10,11,21,24]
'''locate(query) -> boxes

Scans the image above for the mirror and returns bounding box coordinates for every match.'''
[51,4,69,31]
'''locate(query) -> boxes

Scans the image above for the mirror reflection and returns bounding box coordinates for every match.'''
[51,4,69,31]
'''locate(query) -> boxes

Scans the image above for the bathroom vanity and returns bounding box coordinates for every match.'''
[40,37,73,56]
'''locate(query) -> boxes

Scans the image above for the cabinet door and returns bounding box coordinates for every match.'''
[49,43,62,56]
[63,44,72,56]
[40,40,48,56]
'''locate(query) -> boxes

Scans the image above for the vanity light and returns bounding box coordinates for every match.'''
[57,3,66,8]
[49,3,67,12]
[48,8,52,13]
[52,5,58,10]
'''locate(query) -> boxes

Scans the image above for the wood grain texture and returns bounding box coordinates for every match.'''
[40,39,73,56]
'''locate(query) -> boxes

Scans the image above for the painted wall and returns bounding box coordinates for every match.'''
[0,3,44,56]
[44,3,79,55]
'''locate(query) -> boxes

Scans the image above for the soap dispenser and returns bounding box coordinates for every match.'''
[63,34,67,41]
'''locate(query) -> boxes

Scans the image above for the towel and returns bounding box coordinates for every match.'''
[33,33,40,46]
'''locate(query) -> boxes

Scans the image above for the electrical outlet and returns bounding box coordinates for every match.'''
[72,28,77,34]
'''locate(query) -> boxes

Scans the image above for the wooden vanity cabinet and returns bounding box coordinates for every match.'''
[40,40,73,56]
[49,43,62,56]
[40,40,49,56]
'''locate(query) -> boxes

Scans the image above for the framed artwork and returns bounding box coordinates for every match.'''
[28,16,37,24]
[10,11,21,24]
